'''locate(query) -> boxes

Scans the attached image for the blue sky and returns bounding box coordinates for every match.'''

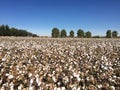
[0,0,120,36]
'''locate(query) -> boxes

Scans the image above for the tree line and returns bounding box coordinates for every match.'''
[0,25,38,37]
[51,27,119,38]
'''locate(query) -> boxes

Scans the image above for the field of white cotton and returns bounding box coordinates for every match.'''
[0,37,120,90]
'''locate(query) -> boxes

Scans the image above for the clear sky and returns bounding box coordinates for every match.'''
[0,0,120,36]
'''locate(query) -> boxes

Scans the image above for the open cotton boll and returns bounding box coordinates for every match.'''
[1,85,5,90]
[10,82,14,90]
[77,77,81,81]
[2,58,6,61]
[29,86,35,90]
[109,86,115,90]
[8,75,14,79]
[97,84,102,88]
[113,75,117,79]
[5,73,9,76]
[29,73,32,77]
[61,87,66,90]
[18,84,23,90]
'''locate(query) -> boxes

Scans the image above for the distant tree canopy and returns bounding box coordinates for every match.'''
[51,27,119,38]
[69,30,74,37]
[85,31,92,38]
[106,30,112,38]
[112,31,118,38]
[106,30,118,38]
[61,29,67,38]
[0,25,38,37]
[51,27,60,38]
[77,29,84,38]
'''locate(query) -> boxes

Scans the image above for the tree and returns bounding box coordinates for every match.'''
[0,24,38,37]
[77,29,84,38]
[112,31,118,38]
[106,30,112,38]
[85,31,92,38]
[51,27,60,38]
[61,29,67,38]
[69,30,74,37]
[92,36,100,38]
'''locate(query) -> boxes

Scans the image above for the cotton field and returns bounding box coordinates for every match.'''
[0,37,120,90]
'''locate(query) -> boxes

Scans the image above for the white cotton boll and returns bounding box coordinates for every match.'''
[72,87,77,90]
[19,71,22,74]
[29,86,34,90]
[22,71,25,74]
[76,74,79,78]
[1,68,4,73]
[36,77,41,86]
[113,75,117,79]
[110,86,115,90]
[56,87,61,90]
[77,77,81,81]
[105,62,108,66]
[57,82,61,86]
[61,87,66,90]
[0,79,2,85]
[97,84,102,88]
[2,58,6,61]
[29,73,32,77]
[93,66,96,69]
[87,77,89,81]
[18,84,23,90]
[104,66,108,70]
[109,67,113,70]
[5,73,9,76]
[30,78,34,84]
[1,86,5,90]
[77,87,80,90]
[73,72,77,77]
[52,76,56,82]
[66,77,69,82]
[10,84,14,90]
[10,66,12,68]
[109,78,112,82]
[82,86,85,89]
[8,75,14,79]
[111,79,115,82]
[54,87,57,90]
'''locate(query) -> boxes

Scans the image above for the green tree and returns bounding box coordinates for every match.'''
[61,29,67,38]
[77,29,84,38]
[106,30,112,38]
[112,31,118,38]
[85,31,92,38]
[51,27,60,38]
[0,24,38,37]
[69,30,74,37]
[92,36,100,38]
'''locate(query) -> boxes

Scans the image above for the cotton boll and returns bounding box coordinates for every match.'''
[8,75,14,79]
[113,75,117,79]
[52,76,57,82]
[10,82,14,90]
[61,87,66,90]
[97,84,102,88]
[1,85,5,90]
[5,73,9,76]
[104,66,108,70]
[2,58,6,61]
[18,84,23,90]
[30,78,34,85]
[109,86,115,90]
[29,73,32,77]
[29,86,35,90]
[77,77,81,81]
